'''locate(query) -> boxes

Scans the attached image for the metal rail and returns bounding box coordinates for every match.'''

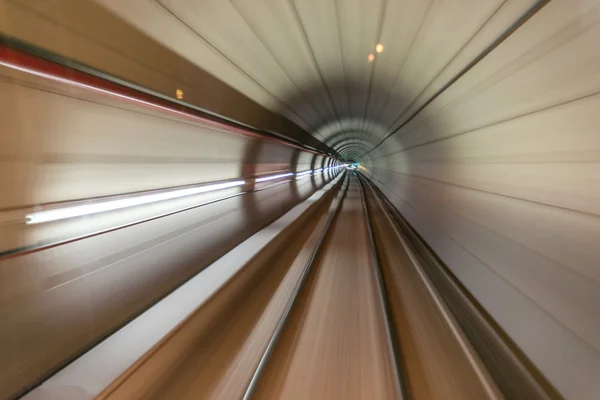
[241,174,349,400]
[355,172,407,400]
[360,175,559,399]
[358,173,502,399]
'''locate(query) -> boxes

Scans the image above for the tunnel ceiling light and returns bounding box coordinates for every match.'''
[368,53,375,62]
[376,43,384,53]
[176,89,184,100]
[25,180,246,225]
[254,172,294,183]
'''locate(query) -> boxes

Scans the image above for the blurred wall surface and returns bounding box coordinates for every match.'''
[2,0,600,399]
[0,15,335,397]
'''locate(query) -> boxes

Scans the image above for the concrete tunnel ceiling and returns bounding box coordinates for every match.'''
[95,0,547,167]
[3,0,600,397]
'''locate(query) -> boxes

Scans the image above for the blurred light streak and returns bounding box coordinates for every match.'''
[23,166,343,225]
[26,180,245,224]
[255,172,294,183]
[296,170,313,177]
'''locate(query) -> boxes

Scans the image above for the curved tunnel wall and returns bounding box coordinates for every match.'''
[367,3,600,397]
[0,50,339,397]
[2,0,600,399]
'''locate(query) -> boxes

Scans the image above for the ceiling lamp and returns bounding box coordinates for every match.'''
[376,43,384,53]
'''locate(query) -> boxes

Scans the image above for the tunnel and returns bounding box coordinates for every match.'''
[0,0,599,399]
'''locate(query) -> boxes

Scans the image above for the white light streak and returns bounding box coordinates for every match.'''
[254,172,294,183]
[26,180,245,224]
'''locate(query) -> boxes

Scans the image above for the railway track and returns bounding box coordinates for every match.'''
[92,172,536,399]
